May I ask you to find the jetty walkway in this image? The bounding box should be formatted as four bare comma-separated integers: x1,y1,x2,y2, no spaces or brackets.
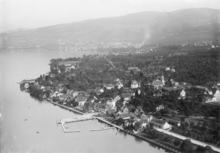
59,115,96,124
47,99,181,153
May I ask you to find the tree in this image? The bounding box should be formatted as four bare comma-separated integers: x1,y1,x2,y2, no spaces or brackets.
115,100,123,111
196,146,214,153
84,102,91,111
180,139,193,153
204,146,214,153
184,105,190,117
195,146,205,153
190,122,195,129
134,121,142,131
131,98,142,107
173,139,181,146
139,72,144,78
72,101,79,107
163,135,172,143
172,111,176,117
115,118,124,126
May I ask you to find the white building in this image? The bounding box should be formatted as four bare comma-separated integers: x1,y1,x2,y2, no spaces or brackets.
104,84,114,90
178,90,186,99
171,68,175,72
75,96,87,106
156,105,164,111
106,99,117,109
165,67,170,71
24,83,29,89
152,79,164,89
204,89,213,95
211,90,220,102
131,80,139,89
116,82,123,89
161,74,165,85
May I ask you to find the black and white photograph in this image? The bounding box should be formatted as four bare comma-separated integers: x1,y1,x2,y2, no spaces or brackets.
0,0,220,153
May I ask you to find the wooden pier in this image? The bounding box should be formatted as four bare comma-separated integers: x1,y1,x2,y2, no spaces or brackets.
60,122,81,133
90,127,115,132
47,98,181,152
59,116,95,124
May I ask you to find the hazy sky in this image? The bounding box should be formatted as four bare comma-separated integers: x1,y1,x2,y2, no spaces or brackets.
0,0,219,32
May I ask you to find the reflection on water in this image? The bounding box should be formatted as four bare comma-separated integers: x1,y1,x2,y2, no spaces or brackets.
29,94,44,103
123,131,127,138
134,137,144,143
0,50,165,153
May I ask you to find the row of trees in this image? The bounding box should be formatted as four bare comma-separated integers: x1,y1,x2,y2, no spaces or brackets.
146,129,215,153
171,120,220,147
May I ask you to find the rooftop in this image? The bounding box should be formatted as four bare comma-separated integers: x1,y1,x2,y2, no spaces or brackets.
150,118,166,126
162,86,182,91
58,61,81,66
104,84,114,88
152,80,163,86
128,67,140,71
121,93,132,98
75,96,88,102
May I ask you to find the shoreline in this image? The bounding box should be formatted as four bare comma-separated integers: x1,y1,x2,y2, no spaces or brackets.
47,99,84,115
46,98,181,153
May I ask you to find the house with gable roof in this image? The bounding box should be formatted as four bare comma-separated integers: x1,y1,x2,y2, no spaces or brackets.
178,89,186,99
106,97,118,109
152,79,164,89
104,84,114,90
58,60,81,68
121,93,132,101
116,81,123,89
75,95,88,106
165,67,170,71
128,67,140,74
150,118,171,130
207,89,220,103
131,80,140,89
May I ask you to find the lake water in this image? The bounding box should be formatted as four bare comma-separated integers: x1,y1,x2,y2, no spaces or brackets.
0,50,166,153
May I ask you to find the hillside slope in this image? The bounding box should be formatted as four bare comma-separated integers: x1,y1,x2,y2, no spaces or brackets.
1,8,220,48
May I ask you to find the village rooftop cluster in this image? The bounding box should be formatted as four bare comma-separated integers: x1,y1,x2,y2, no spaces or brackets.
20,45,220,153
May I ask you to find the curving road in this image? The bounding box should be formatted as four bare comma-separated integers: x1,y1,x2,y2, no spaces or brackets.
104,56,126,72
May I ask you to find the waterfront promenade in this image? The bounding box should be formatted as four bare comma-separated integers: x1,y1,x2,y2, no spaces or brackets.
47,99,84,115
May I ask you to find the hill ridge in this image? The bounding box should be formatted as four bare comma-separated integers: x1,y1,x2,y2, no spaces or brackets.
1,8,220,49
